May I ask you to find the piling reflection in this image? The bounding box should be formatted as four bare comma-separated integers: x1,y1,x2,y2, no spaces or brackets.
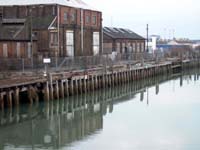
0,69,199,150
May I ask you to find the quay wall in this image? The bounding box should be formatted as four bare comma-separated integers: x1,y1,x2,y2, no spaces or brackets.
0,59,199,109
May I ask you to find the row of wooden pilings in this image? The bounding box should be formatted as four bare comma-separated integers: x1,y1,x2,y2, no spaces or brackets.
43,64,172,101
0,64,172,109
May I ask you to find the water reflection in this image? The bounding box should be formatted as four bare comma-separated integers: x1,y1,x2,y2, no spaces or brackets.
0,69,200,150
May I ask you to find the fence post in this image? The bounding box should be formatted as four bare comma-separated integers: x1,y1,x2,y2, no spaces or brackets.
22,58,25,73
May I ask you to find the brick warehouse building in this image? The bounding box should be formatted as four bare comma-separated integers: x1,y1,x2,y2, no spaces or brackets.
103,27,145,55
0,0,102,58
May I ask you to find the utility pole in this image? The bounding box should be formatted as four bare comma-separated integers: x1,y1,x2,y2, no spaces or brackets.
146,24,149,53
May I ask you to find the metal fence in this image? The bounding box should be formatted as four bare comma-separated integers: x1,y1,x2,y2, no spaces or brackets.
0,52,165,72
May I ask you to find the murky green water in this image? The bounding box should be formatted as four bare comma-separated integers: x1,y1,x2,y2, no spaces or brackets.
0,69,200,150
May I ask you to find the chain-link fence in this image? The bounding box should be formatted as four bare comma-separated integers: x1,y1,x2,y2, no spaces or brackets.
0,52,169,72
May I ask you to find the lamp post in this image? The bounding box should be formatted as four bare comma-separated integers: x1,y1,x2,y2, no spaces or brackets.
146,24,149,53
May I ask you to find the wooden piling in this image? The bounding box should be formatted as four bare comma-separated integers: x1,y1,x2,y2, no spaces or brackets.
83,78,87,93
75,79,78,94
14,88,19,105
87,77,91,92
102,74,105,88
95,75,98,90
79,79,83,94
70,79,74,96
109,74,111,87
28,86,33,105
91,76,95,91
60,80,64,98
116,73,118,85
65,79,69,97
112,73,115,86
6,90,12,108
0,93,4,110
44,82,50,101
55,80,59,99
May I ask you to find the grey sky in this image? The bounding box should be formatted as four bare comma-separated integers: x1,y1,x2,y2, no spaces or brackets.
84,0,200,39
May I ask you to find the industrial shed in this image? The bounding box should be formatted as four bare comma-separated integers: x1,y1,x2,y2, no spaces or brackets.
103,27,145,55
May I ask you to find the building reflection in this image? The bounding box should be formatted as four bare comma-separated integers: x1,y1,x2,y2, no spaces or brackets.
0,69,199,150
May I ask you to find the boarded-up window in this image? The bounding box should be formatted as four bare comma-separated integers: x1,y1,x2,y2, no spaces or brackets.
116,43,120,53
50,31,58,47
28,42,31,58
66,30,74,57
103,43,112,54
93,32,100,55
16,42,21,58
3,44,8,58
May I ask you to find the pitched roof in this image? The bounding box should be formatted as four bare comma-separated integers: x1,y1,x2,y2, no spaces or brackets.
0,0,98,11
103,27,145,40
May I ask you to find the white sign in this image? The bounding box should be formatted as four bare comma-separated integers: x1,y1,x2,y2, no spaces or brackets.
43,58,51,63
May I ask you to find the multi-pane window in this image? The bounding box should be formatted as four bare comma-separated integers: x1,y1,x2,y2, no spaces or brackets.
93,32,100,55
64,12,68,23
86,15,90,24
66,30,74,57
92,16,96,25
71,12,76,22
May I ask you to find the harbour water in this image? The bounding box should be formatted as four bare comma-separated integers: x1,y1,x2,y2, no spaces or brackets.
0,69,200,150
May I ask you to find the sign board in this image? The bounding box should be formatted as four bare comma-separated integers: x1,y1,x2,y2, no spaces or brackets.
43,58,51,63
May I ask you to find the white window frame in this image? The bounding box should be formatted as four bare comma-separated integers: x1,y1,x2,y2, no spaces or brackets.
16,42,21,58
66,30,74,57
93,32,100,56
3,43,8,58
28,42,31,58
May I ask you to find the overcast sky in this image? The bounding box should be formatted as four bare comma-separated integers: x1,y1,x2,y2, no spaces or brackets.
84,0,200,39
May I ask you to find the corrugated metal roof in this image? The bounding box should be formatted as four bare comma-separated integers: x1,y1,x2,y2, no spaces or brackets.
103,27,145,40
0,0,99,11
